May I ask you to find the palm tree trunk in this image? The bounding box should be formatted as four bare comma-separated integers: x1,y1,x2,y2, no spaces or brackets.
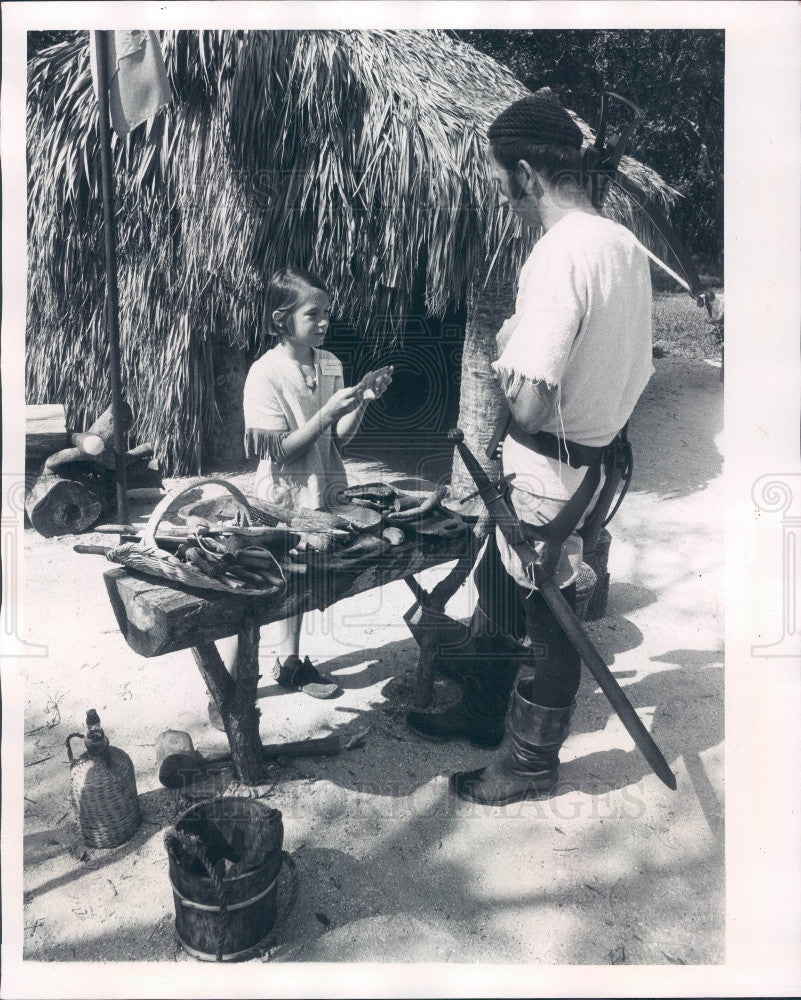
206,340,249,471
450,273,516,496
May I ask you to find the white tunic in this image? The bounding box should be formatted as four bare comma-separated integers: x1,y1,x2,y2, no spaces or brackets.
491,211,653,588
243,346,348,510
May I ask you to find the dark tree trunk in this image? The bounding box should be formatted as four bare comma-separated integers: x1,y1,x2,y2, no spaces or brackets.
207,342,250,470
450,274,516,496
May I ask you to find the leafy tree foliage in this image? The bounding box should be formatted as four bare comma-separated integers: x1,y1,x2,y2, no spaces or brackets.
27,31,70,60
455,30,723,274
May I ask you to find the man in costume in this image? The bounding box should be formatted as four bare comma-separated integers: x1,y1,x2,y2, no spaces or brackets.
407,91,654,805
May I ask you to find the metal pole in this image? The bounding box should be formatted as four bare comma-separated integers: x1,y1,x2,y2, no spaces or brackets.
94,31,129,524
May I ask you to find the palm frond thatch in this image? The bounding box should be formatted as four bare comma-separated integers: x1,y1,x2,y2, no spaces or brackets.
27,30,675,474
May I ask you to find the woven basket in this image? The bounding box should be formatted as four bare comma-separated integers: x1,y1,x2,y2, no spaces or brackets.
66,736,141,849
105,478,286,598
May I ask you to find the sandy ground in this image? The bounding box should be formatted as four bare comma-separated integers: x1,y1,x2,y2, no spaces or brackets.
21,356,723,964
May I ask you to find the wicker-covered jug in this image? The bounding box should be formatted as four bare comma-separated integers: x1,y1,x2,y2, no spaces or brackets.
66,709,141,848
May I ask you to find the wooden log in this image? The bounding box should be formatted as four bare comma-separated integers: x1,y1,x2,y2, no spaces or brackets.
126,487,165,502
45,443,154,475
45,447,103,476
31,460,162,530
26,403,67,432
25,432,71,475
103,537,468,658
122,458,162,491
125,442,155,462
25,474,103,537
101,452,162,512
72,402,133,463
159,734,343,787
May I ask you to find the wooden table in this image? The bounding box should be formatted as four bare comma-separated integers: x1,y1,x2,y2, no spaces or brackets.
104,532,477,785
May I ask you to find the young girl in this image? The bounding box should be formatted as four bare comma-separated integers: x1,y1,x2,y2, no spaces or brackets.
231,267,392,703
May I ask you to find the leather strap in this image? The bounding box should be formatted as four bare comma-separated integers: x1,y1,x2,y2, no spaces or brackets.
508,422,606,469
514,461,602,579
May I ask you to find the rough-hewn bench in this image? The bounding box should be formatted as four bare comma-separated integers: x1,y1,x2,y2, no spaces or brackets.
104,532,476,785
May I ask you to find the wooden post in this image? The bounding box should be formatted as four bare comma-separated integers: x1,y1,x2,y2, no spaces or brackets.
94,31,129,524
192,621,265,786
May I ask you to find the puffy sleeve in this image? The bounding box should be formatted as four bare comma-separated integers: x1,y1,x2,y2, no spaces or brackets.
492,240,586,394
243,362,289,433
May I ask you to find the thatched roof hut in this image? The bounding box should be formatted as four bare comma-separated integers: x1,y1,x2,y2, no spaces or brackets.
27,30,674,474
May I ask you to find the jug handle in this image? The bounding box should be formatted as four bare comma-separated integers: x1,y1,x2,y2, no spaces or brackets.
65,733,85,763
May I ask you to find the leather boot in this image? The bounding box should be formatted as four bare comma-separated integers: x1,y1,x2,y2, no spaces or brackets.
406,640,519,749
450,676,575,805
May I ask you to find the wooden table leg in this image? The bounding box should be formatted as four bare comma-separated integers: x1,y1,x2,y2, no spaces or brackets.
406,607,470,709
404,533,478,708
192,617,265,786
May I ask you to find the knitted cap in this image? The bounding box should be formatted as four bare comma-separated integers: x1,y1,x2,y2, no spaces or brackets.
488,90,584,151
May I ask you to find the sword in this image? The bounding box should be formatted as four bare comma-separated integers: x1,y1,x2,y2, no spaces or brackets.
447,428,677,791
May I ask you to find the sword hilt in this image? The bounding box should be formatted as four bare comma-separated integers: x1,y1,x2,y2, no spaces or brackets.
448,428,496,500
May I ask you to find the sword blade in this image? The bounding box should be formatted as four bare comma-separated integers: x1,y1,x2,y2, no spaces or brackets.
535,573,677,790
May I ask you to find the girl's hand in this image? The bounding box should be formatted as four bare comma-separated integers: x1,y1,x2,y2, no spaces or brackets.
357,365,394,402
322,387,362,421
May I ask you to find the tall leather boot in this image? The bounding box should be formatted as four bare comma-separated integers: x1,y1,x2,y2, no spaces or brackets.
450,676,575,804
406,637,520,749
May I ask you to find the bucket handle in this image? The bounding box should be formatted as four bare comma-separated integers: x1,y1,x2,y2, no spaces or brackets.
165,827,299,963
165,826,228,962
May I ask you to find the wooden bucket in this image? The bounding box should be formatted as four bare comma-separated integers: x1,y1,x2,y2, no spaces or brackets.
166,797,287,961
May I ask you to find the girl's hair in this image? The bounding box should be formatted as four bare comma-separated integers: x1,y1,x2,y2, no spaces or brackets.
263,266,329,341
488,91,585,189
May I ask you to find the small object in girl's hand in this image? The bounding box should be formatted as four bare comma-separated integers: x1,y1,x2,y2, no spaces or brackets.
356,364,393,401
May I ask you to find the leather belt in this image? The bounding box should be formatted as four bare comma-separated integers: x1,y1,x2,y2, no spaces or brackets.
508,422,606,469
